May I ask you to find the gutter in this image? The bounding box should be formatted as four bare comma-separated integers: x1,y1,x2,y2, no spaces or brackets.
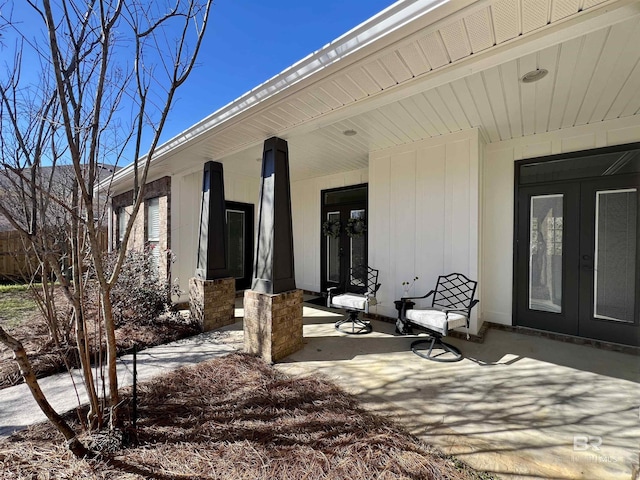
103,0,461,190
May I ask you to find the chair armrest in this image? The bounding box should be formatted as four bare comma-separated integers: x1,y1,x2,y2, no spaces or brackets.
401,289,435,301
399,290,434,318
442,308,471,317
442,299,479,328
327,286,339,306
441,300,478,316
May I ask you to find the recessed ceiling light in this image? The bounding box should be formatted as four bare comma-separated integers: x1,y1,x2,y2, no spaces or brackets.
343,129,357,136
520,69,548,84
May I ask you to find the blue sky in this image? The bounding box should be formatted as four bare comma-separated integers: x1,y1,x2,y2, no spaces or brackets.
0,0,395,160
162,0,395,142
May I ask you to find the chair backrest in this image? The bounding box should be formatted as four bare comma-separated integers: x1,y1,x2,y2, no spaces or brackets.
431,273,477,312
347,265,380,296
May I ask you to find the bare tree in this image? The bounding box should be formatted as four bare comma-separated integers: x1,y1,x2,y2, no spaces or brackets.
0,0,212,451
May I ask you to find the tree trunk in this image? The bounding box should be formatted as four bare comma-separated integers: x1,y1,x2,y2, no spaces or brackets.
0,326,90,458
100,285,120,428
40,270,61,347
70,204,101,429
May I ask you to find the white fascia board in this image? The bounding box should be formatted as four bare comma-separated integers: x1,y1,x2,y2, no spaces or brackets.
104,0,475,190
266,0,640,141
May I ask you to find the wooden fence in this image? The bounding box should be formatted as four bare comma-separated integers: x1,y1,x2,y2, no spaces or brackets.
0,228,109,281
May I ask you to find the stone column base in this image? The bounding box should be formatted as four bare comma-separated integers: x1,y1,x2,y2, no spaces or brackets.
243,289,303,363
189,277,236,332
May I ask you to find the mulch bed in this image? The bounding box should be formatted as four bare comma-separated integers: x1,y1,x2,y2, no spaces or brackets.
0,353,493,479
0,304,200,390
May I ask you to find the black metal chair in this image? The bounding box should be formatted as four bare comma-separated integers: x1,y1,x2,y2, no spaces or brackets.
327,266,380,334
398,272,478,361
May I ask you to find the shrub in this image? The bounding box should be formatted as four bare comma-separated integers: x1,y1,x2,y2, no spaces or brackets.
101,248,180,326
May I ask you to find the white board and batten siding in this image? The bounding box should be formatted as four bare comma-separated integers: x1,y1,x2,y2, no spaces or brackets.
369,129,483,335
171,168,260,302
482,115,640,328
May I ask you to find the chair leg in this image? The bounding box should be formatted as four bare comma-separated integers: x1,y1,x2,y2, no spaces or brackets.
410,334,462,362
335,310,372,335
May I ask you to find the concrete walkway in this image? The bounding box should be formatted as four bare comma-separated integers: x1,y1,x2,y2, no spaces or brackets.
0,328,243,438
1,301,638,480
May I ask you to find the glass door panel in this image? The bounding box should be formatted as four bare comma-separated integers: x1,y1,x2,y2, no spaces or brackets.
593,189,637,323
349,209,366,288
326,211,341,284
529,195,563,313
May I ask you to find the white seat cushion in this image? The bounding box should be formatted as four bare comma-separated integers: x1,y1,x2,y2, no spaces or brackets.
331,293,376,310
405,307,467,334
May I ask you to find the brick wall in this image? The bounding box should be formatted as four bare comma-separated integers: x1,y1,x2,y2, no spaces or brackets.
112,176,171,279
243,289,303,363
189,277,235,331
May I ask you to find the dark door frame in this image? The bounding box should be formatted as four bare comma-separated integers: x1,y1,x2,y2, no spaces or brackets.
515,182,581,335
226,201,254,291
320,183,368,293
513,142,640,345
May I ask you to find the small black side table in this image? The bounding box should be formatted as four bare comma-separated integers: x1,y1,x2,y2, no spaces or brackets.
394,299,415,334
394,299,414,315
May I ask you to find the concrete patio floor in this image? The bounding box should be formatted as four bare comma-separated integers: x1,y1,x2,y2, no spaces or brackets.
1,299,637,479
221,301,640,480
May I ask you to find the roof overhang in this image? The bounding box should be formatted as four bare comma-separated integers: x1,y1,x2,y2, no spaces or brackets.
106,0,640,193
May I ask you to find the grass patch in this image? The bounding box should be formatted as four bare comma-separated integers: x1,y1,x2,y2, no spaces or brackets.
0,289,37,329
0,283,34,294
1,353,494,479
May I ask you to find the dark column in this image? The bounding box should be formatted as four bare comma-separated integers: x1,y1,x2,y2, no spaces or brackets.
191,161,235,332
195,161,228,280
252,137,296,294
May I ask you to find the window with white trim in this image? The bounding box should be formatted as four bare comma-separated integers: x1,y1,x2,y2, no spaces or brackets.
117,208,128,247
147,197,160,272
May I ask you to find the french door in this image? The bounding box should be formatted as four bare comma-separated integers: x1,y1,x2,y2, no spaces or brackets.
515,147,640,347
578,177,638,343
320,185,368,293
516,183,580,336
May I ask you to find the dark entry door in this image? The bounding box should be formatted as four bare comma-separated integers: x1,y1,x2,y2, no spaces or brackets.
226,201,254,291
320,185,368,293
578,176,639,344
515,146,640,346
516,183,581,336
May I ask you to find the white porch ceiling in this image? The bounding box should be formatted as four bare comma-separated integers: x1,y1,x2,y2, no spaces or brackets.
148,0,640,183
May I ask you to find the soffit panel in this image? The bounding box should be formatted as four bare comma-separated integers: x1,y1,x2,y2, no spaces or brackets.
156,1,638,184
551,0,581,22
396,42,432,75
439,19,472,61
379,52,414,84
522,0,550,34
464,8,495,52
